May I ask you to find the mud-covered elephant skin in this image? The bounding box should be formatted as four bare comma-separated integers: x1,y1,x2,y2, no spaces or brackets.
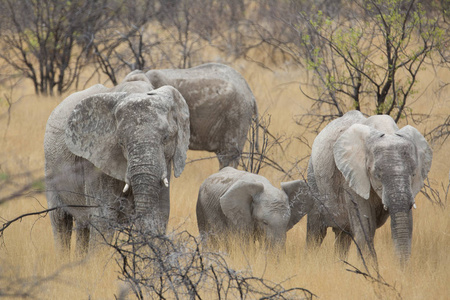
307,110,432,264
146,63,258,169
196,167,311,250
44,72,190,256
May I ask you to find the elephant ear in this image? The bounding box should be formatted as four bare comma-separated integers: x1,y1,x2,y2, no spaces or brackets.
333,124,372,199
281,180,313,231
220,180,264,229
65,92,128,181
152,85,190,178
396,125,433,196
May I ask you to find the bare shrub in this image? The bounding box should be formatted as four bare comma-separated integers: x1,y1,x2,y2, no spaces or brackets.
105,223,316,300
0,0,112,95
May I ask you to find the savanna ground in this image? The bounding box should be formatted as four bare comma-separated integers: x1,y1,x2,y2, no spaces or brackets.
0,54,449,299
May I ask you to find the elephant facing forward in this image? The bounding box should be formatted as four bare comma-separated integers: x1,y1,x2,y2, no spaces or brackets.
44,71,190,256
146,63,258,169
306,110,432,264
196,167,312,251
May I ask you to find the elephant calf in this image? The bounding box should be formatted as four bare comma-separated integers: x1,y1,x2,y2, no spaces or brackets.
196,167,312,250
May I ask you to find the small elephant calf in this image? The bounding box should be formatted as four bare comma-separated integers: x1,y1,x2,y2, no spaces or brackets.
196,167,312,250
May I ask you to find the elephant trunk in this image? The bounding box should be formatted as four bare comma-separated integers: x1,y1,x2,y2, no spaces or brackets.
390,208,413,265
127,142,167,232
264,229,287,252
385,178,413,265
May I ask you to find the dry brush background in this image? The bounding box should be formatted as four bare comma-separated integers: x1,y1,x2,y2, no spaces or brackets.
0,42,449,300
0,1,450,299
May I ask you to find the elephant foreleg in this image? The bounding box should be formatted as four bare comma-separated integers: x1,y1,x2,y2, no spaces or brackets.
158,183,170,232
306,210,327,250
50,207,73,257
75,222,90,258
217,146,241,169
333,228,352,260
346,191,377,260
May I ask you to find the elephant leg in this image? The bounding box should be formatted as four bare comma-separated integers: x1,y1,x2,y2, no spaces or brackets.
75,222,90,258
306,210,327,250
217,146,241,169
49,206,73,257
333,228,352,260
157,166,171,232
305,160,328,249
85,173,120,252
158,184,170,232
345,192,377,260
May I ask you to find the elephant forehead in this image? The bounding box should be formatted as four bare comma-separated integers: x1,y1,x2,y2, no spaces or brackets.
372,136,417,168
364,115,399,133
258,186,289,207
371,134,415,153
116,95,168,115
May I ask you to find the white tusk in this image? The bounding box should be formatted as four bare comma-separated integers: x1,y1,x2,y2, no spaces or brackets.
163,178,169,187
413,203,417,209
383,205,388,211
123,183,129,193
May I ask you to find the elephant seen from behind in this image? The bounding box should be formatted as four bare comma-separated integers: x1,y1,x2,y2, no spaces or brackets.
44,71,190,257
196,167,312,251
146,63,259,169
306,110,432,264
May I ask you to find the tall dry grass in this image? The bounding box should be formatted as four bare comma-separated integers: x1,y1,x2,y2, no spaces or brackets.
0,59,449,299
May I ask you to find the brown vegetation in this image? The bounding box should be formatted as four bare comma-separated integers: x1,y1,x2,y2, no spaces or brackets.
0,0,449,298
0,56,449,298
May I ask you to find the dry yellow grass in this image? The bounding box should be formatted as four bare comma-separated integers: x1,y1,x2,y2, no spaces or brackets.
0,59,449,299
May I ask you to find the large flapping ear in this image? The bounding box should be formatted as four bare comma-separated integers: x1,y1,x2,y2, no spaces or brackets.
220,180,264,228
152,85,190,178
281,179,313,231
333,124,372,199
396,125,433,196
65,92,129,181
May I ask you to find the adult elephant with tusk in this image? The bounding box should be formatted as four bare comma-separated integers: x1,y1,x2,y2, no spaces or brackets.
146,63,259,169
44,71,190,257
306,110,432,265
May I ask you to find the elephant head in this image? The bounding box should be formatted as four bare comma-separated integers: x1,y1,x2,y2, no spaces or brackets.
333,118,432,263
64,85,190,231
219,179,308,249
113,70,154,93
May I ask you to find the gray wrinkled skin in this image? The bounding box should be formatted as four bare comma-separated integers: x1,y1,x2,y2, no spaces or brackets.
196,167,311,251
306,110,432,264
44,71,190,257
146,63,258,169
